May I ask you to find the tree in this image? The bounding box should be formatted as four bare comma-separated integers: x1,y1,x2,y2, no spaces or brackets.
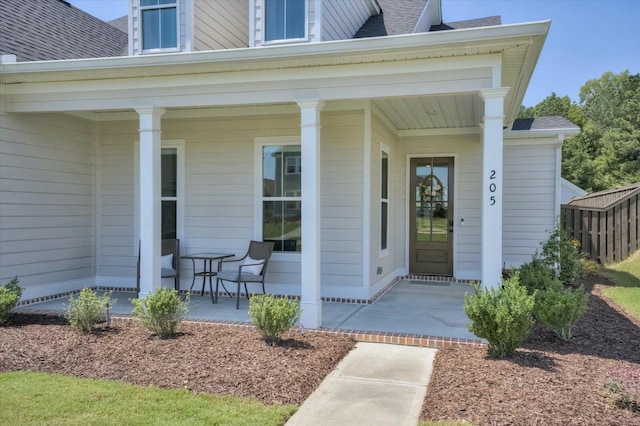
520,71,640,192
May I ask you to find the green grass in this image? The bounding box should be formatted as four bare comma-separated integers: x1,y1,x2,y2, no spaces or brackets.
600,250,640,321
0,371,296,426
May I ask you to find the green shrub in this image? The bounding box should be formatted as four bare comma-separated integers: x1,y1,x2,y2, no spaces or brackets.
579,257,601,277
535,281,588,340
518,257,557,296
0,277,22,325
249,294,301,345
464,273,536,358
65,288,116,332
131,288,188,338
538,225,582,283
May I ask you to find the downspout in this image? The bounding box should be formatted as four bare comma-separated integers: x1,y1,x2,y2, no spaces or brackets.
554,134,564,221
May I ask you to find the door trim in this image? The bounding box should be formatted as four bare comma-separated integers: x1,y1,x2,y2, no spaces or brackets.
405,153,458,276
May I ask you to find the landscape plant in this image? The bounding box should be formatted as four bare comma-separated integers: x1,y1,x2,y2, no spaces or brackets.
131,288,188,338
535,280,589,340
0,277,22,325
65,288,116,332
464,273,536,358
537,224,582,283
517,257,557,296
248,294,301,345
599,368,640,413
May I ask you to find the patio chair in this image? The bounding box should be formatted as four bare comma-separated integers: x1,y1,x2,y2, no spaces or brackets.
213,240,275,309
136,239,180,295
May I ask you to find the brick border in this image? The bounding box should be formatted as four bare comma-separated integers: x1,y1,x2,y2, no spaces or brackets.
16,308,484,349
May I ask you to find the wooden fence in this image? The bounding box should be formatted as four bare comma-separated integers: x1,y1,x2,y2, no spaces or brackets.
560,188,639,264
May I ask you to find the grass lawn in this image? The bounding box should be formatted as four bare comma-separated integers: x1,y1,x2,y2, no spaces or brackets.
0,371,296,426
599,250,640,320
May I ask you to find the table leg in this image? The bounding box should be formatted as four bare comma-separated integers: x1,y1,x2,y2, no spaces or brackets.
188,258,197,294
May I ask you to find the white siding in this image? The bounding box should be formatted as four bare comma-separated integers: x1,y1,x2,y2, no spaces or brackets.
503,141,558,268
96,110,365,296
322,0,372,41
0,112,95,291
400,134,482,280
369,113,401,291
193,0,249,51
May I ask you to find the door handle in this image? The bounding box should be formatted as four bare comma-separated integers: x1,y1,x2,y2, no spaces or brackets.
449,220,454,233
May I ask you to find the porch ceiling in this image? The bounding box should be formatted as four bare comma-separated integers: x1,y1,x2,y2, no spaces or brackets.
373,93,483,130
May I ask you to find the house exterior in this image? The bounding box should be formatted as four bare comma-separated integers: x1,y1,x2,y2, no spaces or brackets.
0,0,579,328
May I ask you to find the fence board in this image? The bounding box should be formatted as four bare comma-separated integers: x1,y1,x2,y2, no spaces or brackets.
561,190,638,264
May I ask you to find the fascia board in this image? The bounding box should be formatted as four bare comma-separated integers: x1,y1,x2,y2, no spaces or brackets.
1,20,550,82
505,127,580,140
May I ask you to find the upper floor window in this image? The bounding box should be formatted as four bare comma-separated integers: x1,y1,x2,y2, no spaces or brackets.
141,0,178,51
265,0,306,42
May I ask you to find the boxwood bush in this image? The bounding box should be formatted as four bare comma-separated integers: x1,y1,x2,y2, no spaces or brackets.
65,288,116,332
0,277,22,325
249,294,301,345
464,273,536,358
535,281,589,340
132,288,188,338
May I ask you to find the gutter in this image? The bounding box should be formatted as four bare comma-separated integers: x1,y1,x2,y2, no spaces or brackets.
1,20,550,82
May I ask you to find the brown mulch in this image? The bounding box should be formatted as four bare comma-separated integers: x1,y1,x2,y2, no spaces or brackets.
0,317,354,405
422,275,640,425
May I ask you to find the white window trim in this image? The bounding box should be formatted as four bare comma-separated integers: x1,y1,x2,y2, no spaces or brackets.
139,0,180,54
380,145,390,258
254,136,301,260
261,0,310,45
285,155,302,175
134,139,185,254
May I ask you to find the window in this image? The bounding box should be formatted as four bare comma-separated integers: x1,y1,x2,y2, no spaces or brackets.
265,0,306,42
260,143,301,252
381,150,389,251
140,0,177,51
285,156,301,174
134,140,184,251
161,148,177,239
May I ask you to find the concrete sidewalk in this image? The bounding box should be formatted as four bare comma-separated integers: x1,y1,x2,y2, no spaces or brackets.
286,342,437,426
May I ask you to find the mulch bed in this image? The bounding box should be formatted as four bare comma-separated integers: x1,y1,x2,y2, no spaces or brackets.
421,275,640,425
0,316,355,405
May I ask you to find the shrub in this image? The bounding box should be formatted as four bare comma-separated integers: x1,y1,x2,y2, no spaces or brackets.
600,368,640,413
464,273,536,358
578,257,601,277
538,225,582,283
131,288,188,338
65,288,116,332
249,294,301,345
518,257,557,296
535,281,589,340
0,277,22,325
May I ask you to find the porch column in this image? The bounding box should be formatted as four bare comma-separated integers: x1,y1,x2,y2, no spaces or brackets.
135,106,166,297
479,88,509,289
297,99,324,329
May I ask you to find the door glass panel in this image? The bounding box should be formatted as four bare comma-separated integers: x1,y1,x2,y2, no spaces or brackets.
415,160,449,242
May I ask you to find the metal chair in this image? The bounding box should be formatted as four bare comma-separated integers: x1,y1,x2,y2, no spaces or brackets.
214,240,275,309
136,239,180,295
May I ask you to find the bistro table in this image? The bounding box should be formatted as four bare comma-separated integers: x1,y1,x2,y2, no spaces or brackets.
181,252,234,298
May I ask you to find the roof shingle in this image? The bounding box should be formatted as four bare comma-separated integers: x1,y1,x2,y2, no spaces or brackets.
0,0,127,62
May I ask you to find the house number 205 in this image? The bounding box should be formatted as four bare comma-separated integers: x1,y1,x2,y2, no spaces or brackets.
489,169,497,205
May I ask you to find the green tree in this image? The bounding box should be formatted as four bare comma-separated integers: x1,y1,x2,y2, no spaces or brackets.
521,71,640,192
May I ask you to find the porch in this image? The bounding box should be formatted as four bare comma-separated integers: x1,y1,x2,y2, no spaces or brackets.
16,280,480,344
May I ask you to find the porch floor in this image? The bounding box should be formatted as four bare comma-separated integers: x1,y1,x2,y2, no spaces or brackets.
17,280,479,342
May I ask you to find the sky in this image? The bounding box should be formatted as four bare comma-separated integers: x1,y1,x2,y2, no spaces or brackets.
68,0,640,107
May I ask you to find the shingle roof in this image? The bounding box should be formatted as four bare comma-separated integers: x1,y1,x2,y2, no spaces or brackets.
354,0,428,38
511,116,580,131
354,1,501,39
0,0,127,62
108,16,129,34
430,16,501,31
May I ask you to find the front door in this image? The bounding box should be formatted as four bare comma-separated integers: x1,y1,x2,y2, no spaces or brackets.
409,157,454,275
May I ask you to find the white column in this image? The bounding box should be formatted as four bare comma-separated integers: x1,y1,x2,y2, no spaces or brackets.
297,99,324,329
135,106,166,298
479,88,509,289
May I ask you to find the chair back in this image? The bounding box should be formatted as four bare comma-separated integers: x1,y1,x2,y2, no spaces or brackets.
161,239,180,268
247,240,275,276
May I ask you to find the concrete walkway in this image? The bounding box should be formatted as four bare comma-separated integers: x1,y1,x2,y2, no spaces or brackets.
286,342,437,426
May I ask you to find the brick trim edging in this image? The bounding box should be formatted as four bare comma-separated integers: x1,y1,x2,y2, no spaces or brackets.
16,308,485,350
